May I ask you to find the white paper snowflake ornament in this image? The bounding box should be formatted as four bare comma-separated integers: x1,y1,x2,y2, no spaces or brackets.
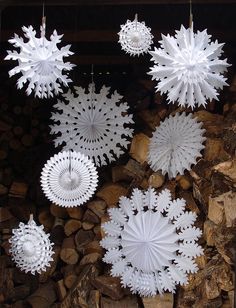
118,14,153,56
148,112,206,179
50,83,134,166
148,24,230,108
5,17,75,99
9,215,54,275
41,150,98,207
100,188,203,296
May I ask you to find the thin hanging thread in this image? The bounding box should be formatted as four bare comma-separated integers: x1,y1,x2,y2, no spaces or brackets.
90,64,95,110
135,13,138,29
41,2,46,42
189,0,193,28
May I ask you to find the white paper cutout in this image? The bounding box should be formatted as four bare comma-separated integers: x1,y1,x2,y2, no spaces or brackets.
100,188,203,296
9,216,54,275
50,83,134,166
41,150,98,207
148,112,206,178
118,15,153,56
149,24,230,108
5,22,74,98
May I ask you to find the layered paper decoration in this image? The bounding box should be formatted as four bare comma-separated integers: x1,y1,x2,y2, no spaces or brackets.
148,112,206,178
41,151,98,207
5,22,74,98
118,15,153,56
100,188,203,296
50,83,134,166
9,216,54,275
149,24,230,108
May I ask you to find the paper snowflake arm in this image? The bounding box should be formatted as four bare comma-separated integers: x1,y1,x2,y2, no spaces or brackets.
118,15,153,56
5,24,75,99
9,216,54,275
50,84,134,166
100,188,203,296
149,24,230,108
148,112,206,178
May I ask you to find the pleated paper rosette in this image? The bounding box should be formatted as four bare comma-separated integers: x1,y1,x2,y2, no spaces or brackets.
100,187,203,296
9,215,54,275
41,151,98,207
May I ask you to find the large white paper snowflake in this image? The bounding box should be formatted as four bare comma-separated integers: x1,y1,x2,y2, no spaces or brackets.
149,24,230,108
148,112,206,178
5,24,74,98
41,151,98,207
50,83,134,166
100,188,203,296
9,216,54,275
118,15,153,56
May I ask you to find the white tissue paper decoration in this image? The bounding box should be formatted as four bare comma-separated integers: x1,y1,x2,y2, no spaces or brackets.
100,187,203,296
148,112,206,178
50,83,134,166
9,216,54,275
5,22,74,98
118,15,153,56
41,150,98,207
149,24,230,108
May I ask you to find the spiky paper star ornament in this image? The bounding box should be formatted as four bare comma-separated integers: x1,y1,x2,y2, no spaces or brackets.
148,113,206,179
5,20,74,98
9,215,54,275
41,151,98,207
50,83,134,166
100,188,203,296
149,24,230,108
118,14,153,56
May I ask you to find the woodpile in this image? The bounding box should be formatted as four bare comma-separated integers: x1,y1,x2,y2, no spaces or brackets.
0,86,235,307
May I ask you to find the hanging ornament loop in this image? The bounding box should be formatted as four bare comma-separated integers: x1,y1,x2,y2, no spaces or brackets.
189,0,193,28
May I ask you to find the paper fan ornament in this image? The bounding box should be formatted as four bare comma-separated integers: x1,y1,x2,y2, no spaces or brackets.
100,187,203,296
118,14,153,56
5,18,74,98
148,112,206,179
9,215,54,275
50,83,134,166
149,24,230,108
41,150,98,207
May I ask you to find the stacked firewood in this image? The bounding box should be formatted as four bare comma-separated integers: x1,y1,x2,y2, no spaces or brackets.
0,83,235,307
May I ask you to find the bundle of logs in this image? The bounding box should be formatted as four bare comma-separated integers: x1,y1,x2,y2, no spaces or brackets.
0,81,235,308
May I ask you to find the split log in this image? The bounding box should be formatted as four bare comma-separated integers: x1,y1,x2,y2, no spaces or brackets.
88,290,100,308
50,217,65,246
64,219,82,236
62,265,77,289
112,165,132,183
60,236,79,265
56,279,67,301
129,133,150,164
75,229,94,253
148,171,165,188
142,293,174,308
9,182,28,198
87,200,106,219
82,221,94,230
101,296,139,308
96,183,128,207
25,280,57,308
38,208,54,232
92,276,125,300
60,265,98,308
50,203,68,219
66,207,83,220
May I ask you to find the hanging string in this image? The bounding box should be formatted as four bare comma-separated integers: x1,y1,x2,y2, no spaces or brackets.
41,2,46,41
90,64,95,110
135,13,138,30
189,0,193,28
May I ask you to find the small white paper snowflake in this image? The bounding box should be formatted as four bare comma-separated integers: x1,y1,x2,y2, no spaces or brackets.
5,23,75,98
41,151,98,207
50,83,134,166
118,15,153,56
100,188,203,296
149,24,230,108
148,112,206,178
9,216,54,275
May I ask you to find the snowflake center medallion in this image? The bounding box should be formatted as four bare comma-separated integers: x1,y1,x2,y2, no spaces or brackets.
59,170,81,191
35,59,54,76
22,240,35,257
121,211,177,273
